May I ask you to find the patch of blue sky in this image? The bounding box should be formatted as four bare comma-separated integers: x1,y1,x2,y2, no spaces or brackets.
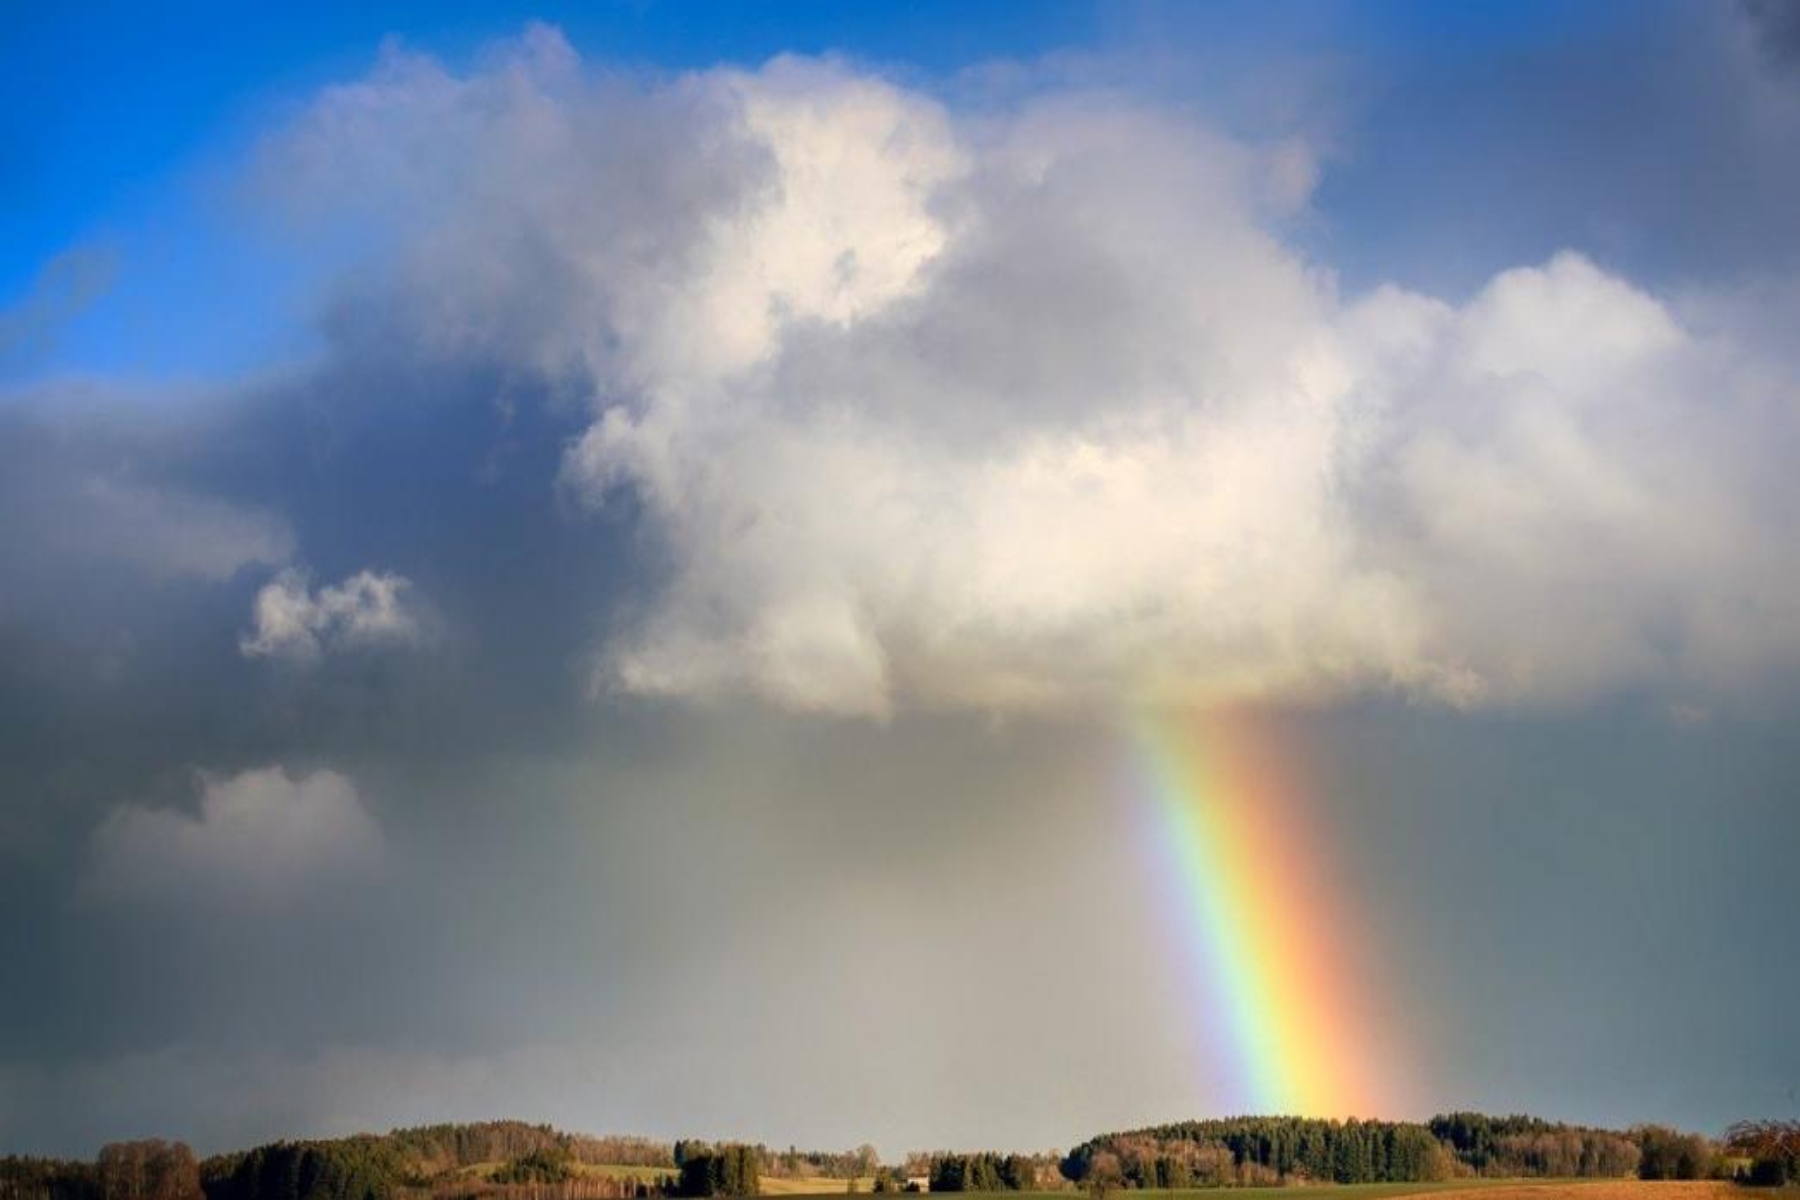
0,0,1680,384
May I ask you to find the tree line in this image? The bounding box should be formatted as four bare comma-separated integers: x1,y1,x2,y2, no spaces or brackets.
921,1155,1036,1193
670,1145,759,1198
4,1142,203,1200
1724,1120,1800,1187
761,1147,877,1186
381,1127,675,1177
1063,1118,1449,1188
1062,1111,1758,1189
1428,1112,1642,1178
202,1138,414,1200
8,1112,1798,1200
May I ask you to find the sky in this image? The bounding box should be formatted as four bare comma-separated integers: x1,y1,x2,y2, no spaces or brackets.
3,0,1800,1161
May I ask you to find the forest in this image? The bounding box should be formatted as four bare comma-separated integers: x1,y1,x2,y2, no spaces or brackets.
3,1114,1797,1200
1060,1113,1690,1187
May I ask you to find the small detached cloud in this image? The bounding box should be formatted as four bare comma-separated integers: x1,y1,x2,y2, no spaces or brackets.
241,568,430,663
83,766,382,906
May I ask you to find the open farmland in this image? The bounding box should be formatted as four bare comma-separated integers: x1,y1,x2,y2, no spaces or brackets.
755,1178,872,1195
935,1184,1754,1200
1353,1180,1749,1200
757,1179,875,1196
432,1184,1756,1200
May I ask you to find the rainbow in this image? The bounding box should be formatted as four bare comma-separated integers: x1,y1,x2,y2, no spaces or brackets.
1133,709,1384,1118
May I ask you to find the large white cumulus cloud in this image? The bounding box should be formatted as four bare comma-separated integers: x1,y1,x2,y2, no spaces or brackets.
265,26,1800,717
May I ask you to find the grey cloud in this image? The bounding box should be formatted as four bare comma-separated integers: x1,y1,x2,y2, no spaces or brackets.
82,766,382,907
249,24,776,392
0,405,293,585
0,1041,599,1158
1304,0,1800,297
73,476,294,583
1740,0,1800,68
241,569,430,662
7,703,1798,1158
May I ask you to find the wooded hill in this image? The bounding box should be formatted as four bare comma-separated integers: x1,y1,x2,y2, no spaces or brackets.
5,1112,1792,1200
1061,1113,1654,1187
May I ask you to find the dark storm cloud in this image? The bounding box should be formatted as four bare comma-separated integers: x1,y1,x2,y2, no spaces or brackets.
0,314,648,1120
1281,698,1800,1124
0,37,773,1131
1741,0,1800,68
0,338,614,824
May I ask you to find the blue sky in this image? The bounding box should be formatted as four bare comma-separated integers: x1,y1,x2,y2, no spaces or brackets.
3,0,1648,380
12,1,1094,379
4,0,1800,1161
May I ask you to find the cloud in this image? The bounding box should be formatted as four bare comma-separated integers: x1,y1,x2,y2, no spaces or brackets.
1741,0,1800,70
0,244,119,367
0,397,296,592
77,476,295,583
83,766,382,905
239,30,1800,718
0,1039,601,1158
240,568,429,662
